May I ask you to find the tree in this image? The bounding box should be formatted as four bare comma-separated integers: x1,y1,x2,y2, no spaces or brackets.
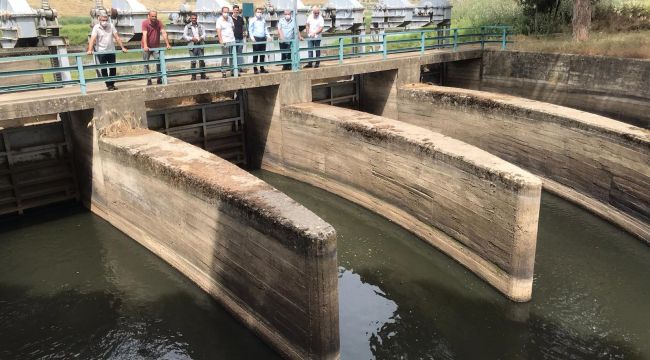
572,0,592,41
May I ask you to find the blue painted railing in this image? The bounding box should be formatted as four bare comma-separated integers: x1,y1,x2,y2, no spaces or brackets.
0,26,512,95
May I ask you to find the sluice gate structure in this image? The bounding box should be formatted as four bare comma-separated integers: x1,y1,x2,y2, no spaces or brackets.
1,33,648,359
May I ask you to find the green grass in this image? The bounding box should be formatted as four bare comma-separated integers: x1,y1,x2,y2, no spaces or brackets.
511,30,650,58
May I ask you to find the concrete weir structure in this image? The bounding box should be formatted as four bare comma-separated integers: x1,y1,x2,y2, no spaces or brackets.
397,84,650,243
64,117,340,359
248,102,543,301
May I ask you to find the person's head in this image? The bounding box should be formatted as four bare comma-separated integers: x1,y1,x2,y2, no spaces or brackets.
255,7,263,18
311,6,320,17
99,15,109,27
222,6,229,18
232,5,240,16
189,13,197,24
284,10,292,20
148,10,158,23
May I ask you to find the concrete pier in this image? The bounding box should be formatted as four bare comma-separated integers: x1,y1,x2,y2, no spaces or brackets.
73,120,339,359
397,84,650,243
249,102,542,302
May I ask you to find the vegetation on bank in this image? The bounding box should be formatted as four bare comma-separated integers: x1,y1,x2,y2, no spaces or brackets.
55,0,650,58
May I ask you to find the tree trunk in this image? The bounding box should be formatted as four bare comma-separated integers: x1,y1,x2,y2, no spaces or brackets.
572,0,592,41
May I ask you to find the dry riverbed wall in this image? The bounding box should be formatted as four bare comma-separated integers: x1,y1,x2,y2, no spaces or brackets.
398,84,650,244
254,102,542,302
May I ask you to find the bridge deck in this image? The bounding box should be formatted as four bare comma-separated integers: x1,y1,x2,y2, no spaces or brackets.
0,47,483,124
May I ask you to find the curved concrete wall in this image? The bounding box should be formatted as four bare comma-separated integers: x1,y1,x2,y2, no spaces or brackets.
478,50,650,128
266,103,542,302
398,84,650,244
90,129,339,360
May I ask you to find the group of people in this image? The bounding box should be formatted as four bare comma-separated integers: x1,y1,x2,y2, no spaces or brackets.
86,7,325,90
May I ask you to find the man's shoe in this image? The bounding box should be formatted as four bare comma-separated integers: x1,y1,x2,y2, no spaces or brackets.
222,72,227,78
260,68,269,74
314,63,320,68
304,63,313,68
191,76,197,81
107,85,117,91
156,79,163,85
253,68,259,74
147,79,153,86
201,75,209,80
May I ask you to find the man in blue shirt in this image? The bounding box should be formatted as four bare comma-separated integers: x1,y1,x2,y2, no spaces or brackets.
278,10,301,71
248,7,272,74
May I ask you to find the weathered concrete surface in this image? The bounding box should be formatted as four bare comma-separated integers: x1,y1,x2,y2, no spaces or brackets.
257,102,542,302
478,50,650,128
398,84,650,243
359,63,420,118
63,107,340,359
0,48,482,122
94,129,339,360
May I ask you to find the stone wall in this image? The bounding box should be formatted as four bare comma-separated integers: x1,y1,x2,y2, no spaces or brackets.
477,50,650,128
257,102,542,302
397,84,650,243
66,113,340,359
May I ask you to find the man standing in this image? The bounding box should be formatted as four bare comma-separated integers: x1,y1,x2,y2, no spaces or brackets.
87,14,127,91
141,10,171,85
304,6,324,68
231,5,245,72
87,15,128,91
183,13,208,80
216,6,236,78
278,10,301,71
248,8,272,74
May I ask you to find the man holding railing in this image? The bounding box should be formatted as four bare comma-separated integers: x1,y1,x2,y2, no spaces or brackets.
141,10,171,85
87,14,127,91
248,8,272,74
231,5,246,73
278,10,301,71
304,6,324,68
183,13,208,81
217,6,236,78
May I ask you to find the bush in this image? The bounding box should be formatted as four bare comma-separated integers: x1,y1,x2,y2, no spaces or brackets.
593,1,650,31
451,0,527,31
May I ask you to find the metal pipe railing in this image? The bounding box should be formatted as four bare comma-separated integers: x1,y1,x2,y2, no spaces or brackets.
0,26,513,95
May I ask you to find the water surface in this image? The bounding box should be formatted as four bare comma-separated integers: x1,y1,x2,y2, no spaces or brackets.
1,171,649,359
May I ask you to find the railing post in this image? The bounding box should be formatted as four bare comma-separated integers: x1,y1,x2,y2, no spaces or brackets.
159,49,168,85
382,33,387,59
292,38,300,71
75,54,86,95
338,37,344,64
232,44,239,77
501,27,508,50
480,26,485,50
420,31,425,54
453,28,458,51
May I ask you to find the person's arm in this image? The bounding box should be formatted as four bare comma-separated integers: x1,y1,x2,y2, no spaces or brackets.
87,28,97,54
182,24,192,42
278,21,285,41
316,17,324,35
305,20,311,37
199,24,206,41
113,30,127,52
161,26,171,49
217,20,224,44
141,21,149,51
248,19,255,41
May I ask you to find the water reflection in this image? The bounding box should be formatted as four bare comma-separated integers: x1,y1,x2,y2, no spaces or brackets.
255,170,650,360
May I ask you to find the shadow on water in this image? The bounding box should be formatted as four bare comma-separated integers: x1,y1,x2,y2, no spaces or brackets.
254,170,650,360
0,203,280,360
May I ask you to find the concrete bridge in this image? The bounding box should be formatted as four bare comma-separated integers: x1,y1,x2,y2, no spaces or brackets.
1,48,648,360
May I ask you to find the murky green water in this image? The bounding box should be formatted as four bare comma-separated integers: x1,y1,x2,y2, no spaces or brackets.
1,171,649,359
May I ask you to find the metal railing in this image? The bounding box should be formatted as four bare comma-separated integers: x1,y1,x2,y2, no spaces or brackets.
0,26,512,95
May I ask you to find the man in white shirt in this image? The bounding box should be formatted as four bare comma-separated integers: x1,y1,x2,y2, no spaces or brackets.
217,6,236,77
183,13,208,80
87,14,127,91
304,6,324,68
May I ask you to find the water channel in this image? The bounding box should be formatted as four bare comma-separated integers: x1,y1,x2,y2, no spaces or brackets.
1,170,648,359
